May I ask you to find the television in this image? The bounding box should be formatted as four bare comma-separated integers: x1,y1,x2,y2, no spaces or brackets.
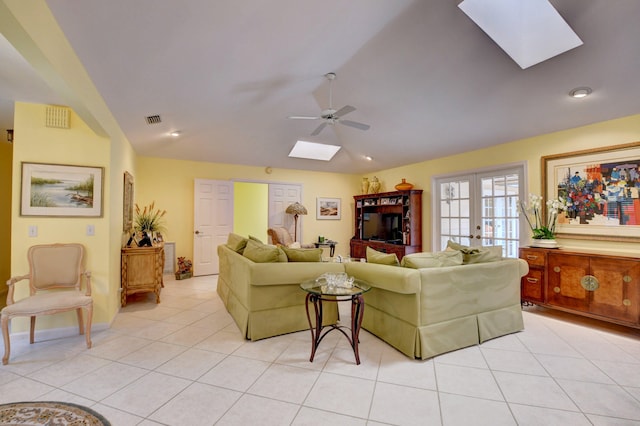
362,212,403,243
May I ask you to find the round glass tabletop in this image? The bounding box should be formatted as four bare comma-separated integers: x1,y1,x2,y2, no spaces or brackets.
300,278,371,296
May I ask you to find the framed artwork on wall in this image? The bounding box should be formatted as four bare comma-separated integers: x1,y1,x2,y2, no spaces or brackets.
123,171,134,231
317,197,341,220
542,141,640,241
20,162,104,217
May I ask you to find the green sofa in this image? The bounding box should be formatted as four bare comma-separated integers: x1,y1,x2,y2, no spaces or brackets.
217,244,343,340
345,258,529,359
218,241,528,360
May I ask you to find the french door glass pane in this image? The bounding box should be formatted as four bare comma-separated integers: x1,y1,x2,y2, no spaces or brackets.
435,168,523,258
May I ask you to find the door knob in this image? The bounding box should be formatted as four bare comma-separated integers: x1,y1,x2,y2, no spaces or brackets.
195,230,200,235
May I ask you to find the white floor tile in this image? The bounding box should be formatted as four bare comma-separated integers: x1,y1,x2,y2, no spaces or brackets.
369,381,440,425
61,362,148,401
509,403,591,426
435,363,504,401
304,372,375,418
101,371,191,417
148,382,241,425
292,407,367,425
493,371,578,411
557,379,640,420
248,363,320,404
217,393,299,426
155,347,226,380
197,355,270,391
440,393,516,426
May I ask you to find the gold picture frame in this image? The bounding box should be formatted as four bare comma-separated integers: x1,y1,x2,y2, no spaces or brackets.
542,141,640,241
123,171,134,231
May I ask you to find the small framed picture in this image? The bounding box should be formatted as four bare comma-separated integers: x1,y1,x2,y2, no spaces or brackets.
317,197,341,220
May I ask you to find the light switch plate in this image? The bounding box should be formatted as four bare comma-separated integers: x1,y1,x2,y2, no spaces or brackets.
86,224,95,236
28,225,37,237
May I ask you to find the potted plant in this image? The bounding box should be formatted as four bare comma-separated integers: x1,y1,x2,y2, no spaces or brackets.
175,257,193,280
520,193,568,247
133,201,166,246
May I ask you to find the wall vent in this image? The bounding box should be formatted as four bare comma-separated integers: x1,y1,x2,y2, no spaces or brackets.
145,115,162,125
45,106,70,129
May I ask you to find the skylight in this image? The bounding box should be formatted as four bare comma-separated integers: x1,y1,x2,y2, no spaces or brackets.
458,0,583,69
288,141,341,161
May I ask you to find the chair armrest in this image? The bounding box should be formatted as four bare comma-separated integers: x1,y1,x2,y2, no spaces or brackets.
5,274,30,305
83,271,92,296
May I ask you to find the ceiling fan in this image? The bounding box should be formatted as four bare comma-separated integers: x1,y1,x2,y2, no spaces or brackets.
288,72,370,136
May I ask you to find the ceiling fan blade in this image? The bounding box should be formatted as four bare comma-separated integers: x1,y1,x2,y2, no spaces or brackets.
288,115,320,120
333,105,356,118
340,119,370,131
311,122,328,136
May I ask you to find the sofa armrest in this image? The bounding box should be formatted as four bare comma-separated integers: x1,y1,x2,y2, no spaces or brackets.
345,262,420,294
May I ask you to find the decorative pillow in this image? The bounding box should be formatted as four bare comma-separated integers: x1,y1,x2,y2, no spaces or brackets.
281,246,322,262
401,251,463,269
226,233,248,253
288,241,301,249
277,247,288,262
366,246,400,266
242,239,281,263
248,235,263,243
446,240,503,264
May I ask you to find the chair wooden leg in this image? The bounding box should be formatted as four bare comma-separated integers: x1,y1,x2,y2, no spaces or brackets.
76,308,85,335
84,304,93,349
1,315,9,365
29,316,36,344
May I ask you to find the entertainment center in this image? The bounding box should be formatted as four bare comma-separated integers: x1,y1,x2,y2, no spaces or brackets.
350,189,422,260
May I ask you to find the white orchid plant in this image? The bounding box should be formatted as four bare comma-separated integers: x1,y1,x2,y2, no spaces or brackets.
520,194,569,239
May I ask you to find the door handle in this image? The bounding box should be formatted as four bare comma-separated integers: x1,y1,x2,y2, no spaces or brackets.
194,230,200,235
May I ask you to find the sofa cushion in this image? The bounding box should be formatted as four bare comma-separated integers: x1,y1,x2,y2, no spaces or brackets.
226,233,248,253
248,235,263,243
401,251,463,269
366,246,399,266
281,246,323,262
243,239,282,263
446,240,503,264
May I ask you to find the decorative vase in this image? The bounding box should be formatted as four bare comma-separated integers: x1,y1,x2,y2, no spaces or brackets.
369,176,381,194
361,177,369,195
530,239,559,248
395,178,414,191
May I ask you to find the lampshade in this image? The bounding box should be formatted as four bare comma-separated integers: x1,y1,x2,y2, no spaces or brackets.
286,202,307,216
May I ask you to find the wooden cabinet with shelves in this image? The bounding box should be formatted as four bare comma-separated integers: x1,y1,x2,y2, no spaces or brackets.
121,244,165,307
519,247,640,328
351,190,422,261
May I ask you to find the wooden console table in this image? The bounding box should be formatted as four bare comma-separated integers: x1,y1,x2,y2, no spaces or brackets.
121,244,165,306
519,247,639,328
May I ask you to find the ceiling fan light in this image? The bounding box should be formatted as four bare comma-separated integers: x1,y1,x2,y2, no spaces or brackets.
170,130,181,137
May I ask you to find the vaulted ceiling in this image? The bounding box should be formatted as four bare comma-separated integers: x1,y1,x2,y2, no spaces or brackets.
1,0,639,173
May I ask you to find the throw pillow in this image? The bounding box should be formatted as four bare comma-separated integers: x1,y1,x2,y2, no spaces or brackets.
281,246,323,262
288,241,301,249
445,240,502,264
242,239,281,263
248,235,263,244
401,251,463,269
366,246,400,266
226,233,248,253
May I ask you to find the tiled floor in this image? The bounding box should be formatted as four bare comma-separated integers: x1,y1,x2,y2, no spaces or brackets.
1,275,640,425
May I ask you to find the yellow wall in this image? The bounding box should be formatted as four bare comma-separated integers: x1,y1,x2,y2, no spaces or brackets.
234,182,268,241
10,102,112,331
0,138,12,309
371,113,640,254
136,157,360,260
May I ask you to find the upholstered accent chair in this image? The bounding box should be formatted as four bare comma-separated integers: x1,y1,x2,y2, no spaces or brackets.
267,227,314,248
1,243,93,365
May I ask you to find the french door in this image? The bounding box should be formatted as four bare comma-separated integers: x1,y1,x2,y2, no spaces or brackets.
433,164,526,258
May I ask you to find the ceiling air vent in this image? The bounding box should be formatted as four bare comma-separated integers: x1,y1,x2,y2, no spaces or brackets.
45,106,70,129
145,115,162,125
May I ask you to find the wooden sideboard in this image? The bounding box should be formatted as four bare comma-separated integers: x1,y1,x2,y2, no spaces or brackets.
121,244,165,306
519,247,640,328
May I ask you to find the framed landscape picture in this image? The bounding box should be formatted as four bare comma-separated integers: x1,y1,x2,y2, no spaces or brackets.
21,162,104,217
542,141,640,241
123,171,134,231
317,197,341,220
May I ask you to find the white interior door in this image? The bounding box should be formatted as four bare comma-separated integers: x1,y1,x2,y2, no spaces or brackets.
268,184,302,241
193,179,233,275
433,165,525,257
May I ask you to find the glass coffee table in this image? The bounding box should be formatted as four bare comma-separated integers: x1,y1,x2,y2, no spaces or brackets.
300,278,371,365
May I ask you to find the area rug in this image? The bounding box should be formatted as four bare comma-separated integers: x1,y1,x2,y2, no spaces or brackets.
0,401,110,425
